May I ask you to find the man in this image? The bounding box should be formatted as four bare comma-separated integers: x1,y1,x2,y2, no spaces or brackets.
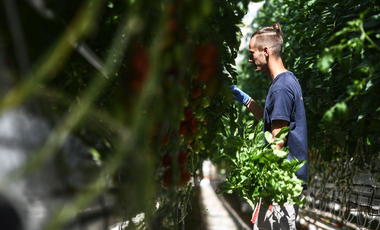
230,23,307,230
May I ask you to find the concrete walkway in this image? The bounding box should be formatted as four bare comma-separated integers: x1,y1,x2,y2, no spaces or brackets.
200,159,241,230
200,178,239,230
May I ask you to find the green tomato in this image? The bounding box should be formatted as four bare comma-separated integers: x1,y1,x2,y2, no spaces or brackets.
201,96,211,108
199,141,205,150
195,129,203,138
195,106,204,119
191,143,200,154
182,97,189,107
201,126,208,135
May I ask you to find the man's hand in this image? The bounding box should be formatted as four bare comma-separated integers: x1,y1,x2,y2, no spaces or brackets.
230,85,251,106
230,85,264,120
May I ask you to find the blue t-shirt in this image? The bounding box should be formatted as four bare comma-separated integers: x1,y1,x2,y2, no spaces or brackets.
263,71,308,185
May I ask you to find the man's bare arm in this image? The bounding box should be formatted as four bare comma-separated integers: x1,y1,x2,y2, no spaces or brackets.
271,119,289,150
246,98,264,121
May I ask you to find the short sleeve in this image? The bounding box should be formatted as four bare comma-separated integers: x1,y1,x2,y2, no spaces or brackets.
269,89,294,122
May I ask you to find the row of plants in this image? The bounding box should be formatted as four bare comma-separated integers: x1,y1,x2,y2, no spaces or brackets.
3,0,379,228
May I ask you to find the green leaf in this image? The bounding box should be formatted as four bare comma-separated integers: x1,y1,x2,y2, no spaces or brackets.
88,147,101,163
264,131,272,143
252,148,265,161
243,197,256,210
273,149,288,158
322,109,334,124
222,153,235,163
240,174,247,182
274,138,285,144
292,160,306,173
275,126,290,139
336,102,348,120
263,151,278,161
281,160,292,169
240,152,249,161
255,132,264,143
217,182,233,194
367,137,371,146
318,53,334,73
107,2,114,8
298,196,306,207
333,130,346,148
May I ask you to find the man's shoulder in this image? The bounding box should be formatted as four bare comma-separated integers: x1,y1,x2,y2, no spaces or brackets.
271,72,292,88
273,71,301,90
276,71,298,83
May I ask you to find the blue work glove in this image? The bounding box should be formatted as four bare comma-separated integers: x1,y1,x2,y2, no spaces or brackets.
229,85,251,106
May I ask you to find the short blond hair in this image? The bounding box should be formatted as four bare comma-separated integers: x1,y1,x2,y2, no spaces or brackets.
251,22,283,57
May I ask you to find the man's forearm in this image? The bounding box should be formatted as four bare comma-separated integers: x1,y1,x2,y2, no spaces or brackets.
271,120,289,150
246,98,264,120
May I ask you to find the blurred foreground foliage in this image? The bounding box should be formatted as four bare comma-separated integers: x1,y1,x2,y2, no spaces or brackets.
0,0,253,229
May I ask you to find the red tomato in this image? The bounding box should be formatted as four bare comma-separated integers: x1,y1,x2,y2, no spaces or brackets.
177,168,191,188
184,107,192,121
192,88,202,99
179,121,188,137
162,153,172,167
131,44,149,91
163,169,173,188
162,133,169,146
189,118,198,133
202,118,207,125
198,64,217,83
167,19,178,33
181,168,191,182
194,43,218,65
178,151,188,165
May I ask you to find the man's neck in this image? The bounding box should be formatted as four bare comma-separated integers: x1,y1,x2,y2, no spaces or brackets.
266,58,287,81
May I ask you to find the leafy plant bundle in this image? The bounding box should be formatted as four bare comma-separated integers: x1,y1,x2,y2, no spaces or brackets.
219,120,306,208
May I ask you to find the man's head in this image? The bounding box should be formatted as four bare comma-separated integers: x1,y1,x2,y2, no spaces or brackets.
249,23,283,73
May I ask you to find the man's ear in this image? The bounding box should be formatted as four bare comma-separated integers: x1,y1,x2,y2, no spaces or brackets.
264,46,270,57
